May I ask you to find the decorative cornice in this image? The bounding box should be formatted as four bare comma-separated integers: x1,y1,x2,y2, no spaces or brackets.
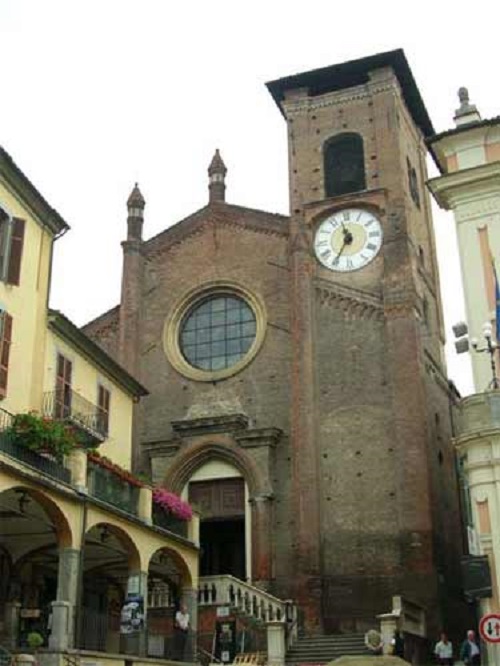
383,302,417,318
284,80,400,117
428,161,500,212
248,492,275,503
0,146,69,237
235,428,283,449
315,281,383,321
142,440,182,456
171,413,250,437
455,428,500,448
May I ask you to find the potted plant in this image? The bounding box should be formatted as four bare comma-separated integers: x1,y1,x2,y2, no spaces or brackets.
6,412,78,462
26,632,44,650
15,631,45,664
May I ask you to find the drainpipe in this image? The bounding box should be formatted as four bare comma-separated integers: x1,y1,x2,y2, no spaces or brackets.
74,495,88,649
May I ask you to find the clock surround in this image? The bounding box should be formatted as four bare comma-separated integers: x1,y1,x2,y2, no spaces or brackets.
313,207,383,272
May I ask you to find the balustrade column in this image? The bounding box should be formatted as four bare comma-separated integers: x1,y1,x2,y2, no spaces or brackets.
267,621,286,666
250,493,274,589
3,601,21,650
50,547,81,650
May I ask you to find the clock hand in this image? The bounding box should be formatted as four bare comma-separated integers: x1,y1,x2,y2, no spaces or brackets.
333,239,347,264
341,225,353,245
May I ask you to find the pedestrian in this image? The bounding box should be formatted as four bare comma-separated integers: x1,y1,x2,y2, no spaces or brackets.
434,632,453,665
174,603,190,661
392,630,405,659
459,629,481,665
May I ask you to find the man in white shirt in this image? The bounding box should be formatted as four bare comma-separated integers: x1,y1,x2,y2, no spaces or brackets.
174,603,190,661
434,632,453,665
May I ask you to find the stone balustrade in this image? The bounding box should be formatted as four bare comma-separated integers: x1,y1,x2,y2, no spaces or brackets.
197,574,294,625
456,390,500,436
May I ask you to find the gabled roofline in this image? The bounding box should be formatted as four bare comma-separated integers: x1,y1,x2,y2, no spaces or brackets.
266,48,434,139
48,309,148,398
144,201,289,253
0,146,69,236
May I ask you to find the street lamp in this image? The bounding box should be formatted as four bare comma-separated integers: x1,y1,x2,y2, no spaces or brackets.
453,321,500,389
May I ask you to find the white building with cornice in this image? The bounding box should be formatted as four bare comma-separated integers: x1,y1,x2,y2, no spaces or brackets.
428,91,500,391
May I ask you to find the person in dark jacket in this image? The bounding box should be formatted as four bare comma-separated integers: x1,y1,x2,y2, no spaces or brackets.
460,629,481,665
393,630,405,659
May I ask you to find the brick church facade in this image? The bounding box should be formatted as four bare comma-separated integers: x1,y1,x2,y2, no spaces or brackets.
84,50,467,635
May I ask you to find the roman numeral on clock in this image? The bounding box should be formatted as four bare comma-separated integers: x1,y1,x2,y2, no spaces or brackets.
320,250,331,259
367,243,377,251
368,231,380,238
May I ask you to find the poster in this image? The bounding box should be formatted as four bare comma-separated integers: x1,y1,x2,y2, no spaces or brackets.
120,594,145,634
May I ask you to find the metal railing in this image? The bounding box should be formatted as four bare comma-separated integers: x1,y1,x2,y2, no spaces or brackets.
0,430,71,483
78,607,194,661
0,407,13,430
152,505,188,538
43,389,107,443
87,461,140,515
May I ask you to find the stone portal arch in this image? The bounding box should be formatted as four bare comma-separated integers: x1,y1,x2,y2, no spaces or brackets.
164,439,267,497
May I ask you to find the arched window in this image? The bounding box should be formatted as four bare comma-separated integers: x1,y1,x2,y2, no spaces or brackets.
324,133,366,198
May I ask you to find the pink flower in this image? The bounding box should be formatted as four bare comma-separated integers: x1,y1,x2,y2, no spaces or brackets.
153,488,193,520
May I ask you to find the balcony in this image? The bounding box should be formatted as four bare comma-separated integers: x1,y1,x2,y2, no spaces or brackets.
43,389,107,446
152,504,188,538
0,408,71,484
87,460,140,515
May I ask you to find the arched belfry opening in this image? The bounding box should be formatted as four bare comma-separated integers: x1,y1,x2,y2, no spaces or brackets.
324,132,366,198
183,460,249,581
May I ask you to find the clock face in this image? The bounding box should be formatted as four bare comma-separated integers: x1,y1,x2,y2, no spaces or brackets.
313,208,383,272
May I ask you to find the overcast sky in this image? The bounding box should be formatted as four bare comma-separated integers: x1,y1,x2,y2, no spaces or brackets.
2,0,499,396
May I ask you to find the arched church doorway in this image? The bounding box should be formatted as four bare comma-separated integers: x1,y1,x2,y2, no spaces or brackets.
183,461,250,581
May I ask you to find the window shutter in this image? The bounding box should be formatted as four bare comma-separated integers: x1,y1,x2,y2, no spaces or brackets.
98,385,110,434
55,353,72,417
0,313,13,398
7,218,25,285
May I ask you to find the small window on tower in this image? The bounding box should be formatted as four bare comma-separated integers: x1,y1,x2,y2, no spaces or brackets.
406,157,421,208
324,133,366,198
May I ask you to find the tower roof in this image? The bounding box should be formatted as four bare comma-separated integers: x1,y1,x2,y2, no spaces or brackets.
208,149,227,175
127,182,145,208
266,48,434,138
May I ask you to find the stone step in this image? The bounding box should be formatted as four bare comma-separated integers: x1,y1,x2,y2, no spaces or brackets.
288,645,367,654
286,633,369,664
289,637,366,647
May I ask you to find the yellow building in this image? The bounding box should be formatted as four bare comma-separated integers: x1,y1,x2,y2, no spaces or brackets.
0,146,199,666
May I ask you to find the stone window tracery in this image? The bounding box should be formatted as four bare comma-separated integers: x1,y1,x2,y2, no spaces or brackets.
180,295,256,372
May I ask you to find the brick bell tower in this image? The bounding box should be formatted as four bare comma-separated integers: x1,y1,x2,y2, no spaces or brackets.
267,50,466,635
